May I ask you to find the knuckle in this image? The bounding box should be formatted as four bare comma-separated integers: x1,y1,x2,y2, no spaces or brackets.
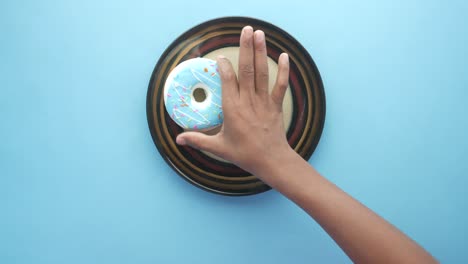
189,137,201,148
255,45,266,53
278,80,288,89
239,64,255,77
242,37,253,48
222,70,236,82
257,70,269,80
277,75,289,88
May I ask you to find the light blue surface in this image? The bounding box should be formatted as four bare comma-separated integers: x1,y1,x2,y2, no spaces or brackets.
1,0,467,263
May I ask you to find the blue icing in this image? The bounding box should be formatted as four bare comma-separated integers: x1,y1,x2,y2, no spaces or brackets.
164,58,223,130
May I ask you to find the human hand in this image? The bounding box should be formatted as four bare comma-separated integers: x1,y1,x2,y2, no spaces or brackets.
176,26,292,178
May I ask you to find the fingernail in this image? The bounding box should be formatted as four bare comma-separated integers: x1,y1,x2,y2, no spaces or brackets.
176,136,186,145
281,52,289,63
243,25,253,34
217,55,226,60
254,30,264,43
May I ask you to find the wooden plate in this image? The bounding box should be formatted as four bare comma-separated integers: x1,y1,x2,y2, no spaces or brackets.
147,17,325,196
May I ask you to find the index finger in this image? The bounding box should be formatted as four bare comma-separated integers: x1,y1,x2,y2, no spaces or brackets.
217,55,239,107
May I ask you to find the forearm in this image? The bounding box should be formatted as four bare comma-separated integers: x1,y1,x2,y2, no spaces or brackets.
254,149,437,264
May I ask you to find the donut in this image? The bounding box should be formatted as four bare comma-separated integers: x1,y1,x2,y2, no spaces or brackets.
163,58,223,131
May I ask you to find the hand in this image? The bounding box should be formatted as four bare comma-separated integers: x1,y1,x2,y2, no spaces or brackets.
177,26,438,264
176,26,292,179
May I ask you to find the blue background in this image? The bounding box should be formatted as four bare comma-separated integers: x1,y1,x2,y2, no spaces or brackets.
1,0,467,263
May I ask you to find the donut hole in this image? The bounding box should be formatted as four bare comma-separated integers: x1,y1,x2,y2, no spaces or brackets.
192,87,207,103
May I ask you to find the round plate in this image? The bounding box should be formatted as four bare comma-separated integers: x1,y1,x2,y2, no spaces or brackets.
147,17,325,196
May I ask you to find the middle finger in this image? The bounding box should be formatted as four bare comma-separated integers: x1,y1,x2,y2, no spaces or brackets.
238,26,255,100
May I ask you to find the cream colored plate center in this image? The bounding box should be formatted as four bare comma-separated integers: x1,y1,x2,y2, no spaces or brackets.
186,47,293,163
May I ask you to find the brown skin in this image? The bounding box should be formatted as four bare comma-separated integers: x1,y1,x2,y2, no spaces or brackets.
176,26,438,264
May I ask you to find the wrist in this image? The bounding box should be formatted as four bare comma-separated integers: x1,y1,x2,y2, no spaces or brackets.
250,146,301,188
251,147,326,201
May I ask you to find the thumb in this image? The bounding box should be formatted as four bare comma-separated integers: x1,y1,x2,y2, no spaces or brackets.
176,131,221,154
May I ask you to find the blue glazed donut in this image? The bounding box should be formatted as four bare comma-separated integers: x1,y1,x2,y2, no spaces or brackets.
163,58,223,131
